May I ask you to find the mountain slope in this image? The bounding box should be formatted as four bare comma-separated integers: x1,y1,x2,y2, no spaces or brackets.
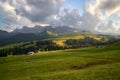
0,30,58,46
0,30,11,39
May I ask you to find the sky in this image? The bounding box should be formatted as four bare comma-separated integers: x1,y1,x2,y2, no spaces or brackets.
0,0,120,35
63,0,85,14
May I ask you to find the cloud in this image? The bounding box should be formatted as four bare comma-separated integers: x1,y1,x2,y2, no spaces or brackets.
85,0,120,34
51,7,101,31
0,0,34,30
51,0,120,32
0,0,65,30
51,7,81,28
96,20,120,34
79,12,100,31
8,0,65,23
86,0,120,17
0,0,120,34
100,0,120,16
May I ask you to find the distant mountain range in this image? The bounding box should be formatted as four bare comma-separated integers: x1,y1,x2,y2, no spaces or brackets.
0,26,76,46
12,25,75,34
13,25,49,33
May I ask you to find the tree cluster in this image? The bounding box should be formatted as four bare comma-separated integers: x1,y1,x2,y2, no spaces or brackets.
0,40,64,57
0,37,119,57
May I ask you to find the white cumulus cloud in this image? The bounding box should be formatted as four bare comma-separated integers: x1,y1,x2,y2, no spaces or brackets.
0,0,120,34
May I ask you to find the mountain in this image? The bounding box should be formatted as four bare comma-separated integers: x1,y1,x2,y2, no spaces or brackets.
12,26,75,35
41,30,58,38
0,29,59,46
13,25,53,33
0,30,12,40
47,26,75,34
0,26,76,46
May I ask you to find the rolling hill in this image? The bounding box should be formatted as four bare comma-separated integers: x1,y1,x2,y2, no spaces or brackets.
0,42,120,80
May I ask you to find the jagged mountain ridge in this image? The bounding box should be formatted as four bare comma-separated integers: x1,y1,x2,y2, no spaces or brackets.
12,25,75,34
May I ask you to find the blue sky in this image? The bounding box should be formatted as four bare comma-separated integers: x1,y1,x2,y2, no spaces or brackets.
63,0,85,14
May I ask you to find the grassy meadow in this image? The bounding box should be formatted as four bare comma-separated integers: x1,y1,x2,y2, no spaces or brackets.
0,43,120,80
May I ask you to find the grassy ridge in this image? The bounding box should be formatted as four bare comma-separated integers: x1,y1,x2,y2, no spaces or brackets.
0,43,120,80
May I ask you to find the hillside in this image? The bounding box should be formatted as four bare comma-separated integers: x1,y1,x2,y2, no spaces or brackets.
0,30,12,40
0,32,119,57
0,26,120,46
0,26,76,46
0,30,58,46
0,43,120,80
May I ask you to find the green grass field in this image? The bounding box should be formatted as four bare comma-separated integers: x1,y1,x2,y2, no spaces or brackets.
0,43,120,80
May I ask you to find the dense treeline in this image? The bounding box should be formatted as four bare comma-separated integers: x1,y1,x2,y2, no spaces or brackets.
0,40,64,57
0,37,120,57
66,37,97,48
65,37,120,48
